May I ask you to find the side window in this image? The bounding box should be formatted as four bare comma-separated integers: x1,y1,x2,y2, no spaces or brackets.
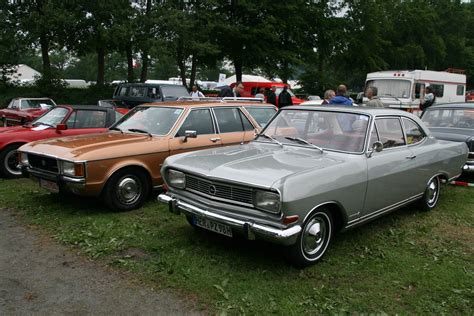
73,110,107,128
239,110,255,131
119,87,128,96
374,117,406,148
214,108,246,133
414,83,425,99
430,84,444,98
66,111,77,128
176,109,214,137
456,85,464,96
368,124,379,148
402,118,426,145
10,100,19,109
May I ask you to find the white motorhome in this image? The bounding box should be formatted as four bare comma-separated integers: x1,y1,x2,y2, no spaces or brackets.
365,70,466,110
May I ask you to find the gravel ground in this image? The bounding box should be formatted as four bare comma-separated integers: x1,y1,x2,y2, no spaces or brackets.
0,209,200,315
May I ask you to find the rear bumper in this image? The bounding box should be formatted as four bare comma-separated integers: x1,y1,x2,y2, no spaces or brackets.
158,193,301,246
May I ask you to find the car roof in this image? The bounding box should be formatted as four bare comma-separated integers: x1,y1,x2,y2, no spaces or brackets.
425,102,474,109
140,100,276,109
57,104,112,111
283,105,418,116
15,97,53,100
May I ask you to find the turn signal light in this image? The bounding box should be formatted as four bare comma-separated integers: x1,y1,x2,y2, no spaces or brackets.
282,215,299,225
74,164,85,177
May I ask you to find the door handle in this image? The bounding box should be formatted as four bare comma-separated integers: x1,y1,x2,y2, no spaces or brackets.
405,155,417,159
209,137,221,142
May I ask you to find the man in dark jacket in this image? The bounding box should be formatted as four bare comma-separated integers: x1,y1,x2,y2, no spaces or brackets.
278,86,293,108
218,82,244,98
266,86,277,106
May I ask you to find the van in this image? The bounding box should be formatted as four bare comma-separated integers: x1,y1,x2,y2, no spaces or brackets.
364,69,466,111
113,83,189,107
229,82,305,105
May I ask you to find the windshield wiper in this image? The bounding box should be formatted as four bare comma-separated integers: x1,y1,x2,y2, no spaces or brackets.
110,126,123,133
284,137,324,153
127,128,152,137
259,133,283,147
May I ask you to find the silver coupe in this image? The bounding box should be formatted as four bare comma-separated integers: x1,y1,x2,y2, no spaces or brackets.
158,106,468,267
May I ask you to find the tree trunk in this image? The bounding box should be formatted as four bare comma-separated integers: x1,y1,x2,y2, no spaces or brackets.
176,41,187,88
97,46,105,86
189,53,197,88
140,50,148,83
126,44,134,82
39,32,51,80
234,58,242,82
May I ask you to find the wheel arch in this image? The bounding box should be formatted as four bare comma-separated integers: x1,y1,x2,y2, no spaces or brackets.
100,164,153,196
302,201,347,233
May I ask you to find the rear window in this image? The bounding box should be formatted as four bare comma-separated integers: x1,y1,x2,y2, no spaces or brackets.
244,106,277,127
161,85,189,100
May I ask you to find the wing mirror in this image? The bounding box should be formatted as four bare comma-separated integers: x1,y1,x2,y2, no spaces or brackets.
367,141,383,158
56,124,68,132
183,130,197,142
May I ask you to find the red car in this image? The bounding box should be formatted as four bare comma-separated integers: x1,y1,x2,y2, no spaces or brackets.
0,97,57,126
466,90,474,103
0,104,125,178
229,82,305,105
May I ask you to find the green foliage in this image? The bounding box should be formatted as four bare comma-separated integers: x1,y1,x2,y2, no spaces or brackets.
0,179,472,314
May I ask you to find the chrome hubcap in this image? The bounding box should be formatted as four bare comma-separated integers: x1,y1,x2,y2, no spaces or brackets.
303,217,327,255
116,176,141,205
427,179,438,206
5,149,21,176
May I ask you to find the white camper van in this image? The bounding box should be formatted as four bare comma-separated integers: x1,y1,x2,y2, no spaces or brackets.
364,69,466,111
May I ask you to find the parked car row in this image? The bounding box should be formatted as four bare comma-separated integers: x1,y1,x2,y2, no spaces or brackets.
1,96,470,267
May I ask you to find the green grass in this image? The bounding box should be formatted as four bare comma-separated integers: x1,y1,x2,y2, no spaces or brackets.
1,178,473,314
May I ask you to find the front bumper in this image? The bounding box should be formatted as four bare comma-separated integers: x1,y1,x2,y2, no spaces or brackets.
158,193,301,246
22,165,86,192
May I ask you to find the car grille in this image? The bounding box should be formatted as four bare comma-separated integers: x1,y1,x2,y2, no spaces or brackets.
185,174,253,205
28,154,59,174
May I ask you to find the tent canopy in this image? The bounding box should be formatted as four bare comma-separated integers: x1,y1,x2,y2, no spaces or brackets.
216,74,271,87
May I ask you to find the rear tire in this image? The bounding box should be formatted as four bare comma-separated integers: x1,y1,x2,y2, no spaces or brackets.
103,168,151,212
0,144,22,178
286,208,333,267
419,176,441,211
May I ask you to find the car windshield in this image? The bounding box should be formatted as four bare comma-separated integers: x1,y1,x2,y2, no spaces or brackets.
258,109,369,153
21,99,55,109
422,108,474,128
33,107,69,127
114,106,184,135
161,85,189,99
366,79,411,98
244,106,277,127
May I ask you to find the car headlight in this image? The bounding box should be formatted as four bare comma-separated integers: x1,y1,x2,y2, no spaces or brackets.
19,152,29,165
61,161,85,177
254,190,281,213
168,169,185,189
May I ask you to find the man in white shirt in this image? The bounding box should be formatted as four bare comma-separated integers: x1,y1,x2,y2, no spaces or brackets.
190,85,205,100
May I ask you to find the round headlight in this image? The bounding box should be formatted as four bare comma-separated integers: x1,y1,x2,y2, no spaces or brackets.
254,190,280,213
168,169,185,189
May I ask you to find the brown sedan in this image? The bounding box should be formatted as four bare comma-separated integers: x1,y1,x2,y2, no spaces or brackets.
18,100,277,211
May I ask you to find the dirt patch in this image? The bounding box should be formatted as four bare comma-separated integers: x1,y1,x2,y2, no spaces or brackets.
0,208,201,315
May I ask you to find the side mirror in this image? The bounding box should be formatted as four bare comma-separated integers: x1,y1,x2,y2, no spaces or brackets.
56,124,68,132
367,141,383,158
183,130,197,142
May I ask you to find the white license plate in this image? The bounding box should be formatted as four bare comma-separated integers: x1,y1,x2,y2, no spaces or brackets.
39,179,59,193
194,216,232,237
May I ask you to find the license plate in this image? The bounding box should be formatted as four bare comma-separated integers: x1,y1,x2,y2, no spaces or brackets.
39,179,59,193
194,216,232,237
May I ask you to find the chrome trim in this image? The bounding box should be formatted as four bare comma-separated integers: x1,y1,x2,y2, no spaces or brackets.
463,164,474,172
345,193,424,228
448,173,462,182
157,193,301,245
62,175,86,184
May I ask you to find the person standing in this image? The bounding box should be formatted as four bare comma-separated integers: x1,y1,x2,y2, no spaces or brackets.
420,86,436,110
365,86,384,107
329,85,353,106
322,89,335,105
255,88,265,100
266,86,277,106
278,86,293,108
190,85,205,99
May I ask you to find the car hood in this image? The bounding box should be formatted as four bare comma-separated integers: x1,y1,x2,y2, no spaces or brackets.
430,129,473,142
166,142,348,188
21,131,167,160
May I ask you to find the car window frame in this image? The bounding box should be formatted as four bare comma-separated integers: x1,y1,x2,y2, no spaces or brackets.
211,106,255,134
370,115,409,151
173,107,217,138
401,117,427,147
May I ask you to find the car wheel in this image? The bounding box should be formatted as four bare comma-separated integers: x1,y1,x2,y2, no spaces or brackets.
286,208,333,267
419,176,441,211
0,144,22,178
103,168,151,212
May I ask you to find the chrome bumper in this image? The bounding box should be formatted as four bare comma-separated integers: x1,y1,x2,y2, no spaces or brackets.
23,166,86,190
463,163,474,172
158,193,301,246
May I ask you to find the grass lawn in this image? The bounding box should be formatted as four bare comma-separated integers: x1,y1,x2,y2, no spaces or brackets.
1,178,472,314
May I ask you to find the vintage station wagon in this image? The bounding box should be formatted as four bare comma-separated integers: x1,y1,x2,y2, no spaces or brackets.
158,106,468,267
19,100,276,211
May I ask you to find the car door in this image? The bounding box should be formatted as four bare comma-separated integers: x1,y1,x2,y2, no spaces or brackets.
212,107,256,145
168,108,223,155
364,116,419,214
58,109,108,137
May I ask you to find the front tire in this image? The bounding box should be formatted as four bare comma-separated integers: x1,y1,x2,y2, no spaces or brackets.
0,144,22,178
103,168,151,212
286,208,333,267
419,176,441,211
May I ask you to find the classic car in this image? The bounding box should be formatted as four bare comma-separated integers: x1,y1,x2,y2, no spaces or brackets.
113,83,190,107
0,105,124,178
0,97,56,126
158,106,468,267
421,103,474,173
18,100,277,211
